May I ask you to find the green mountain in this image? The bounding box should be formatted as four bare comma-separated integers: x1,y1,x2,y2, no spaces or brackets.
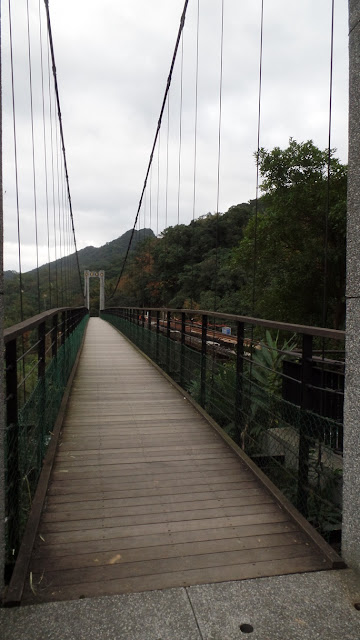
5,228,154,327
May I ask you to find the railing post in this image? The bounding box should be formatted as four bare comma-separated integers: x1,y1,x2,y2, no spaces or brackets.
52,313,58,359
37,320,46,467
200,314,208,407
5,338,20,555
147,310,152,356
166,310,171,373
180,312,186,388
70,309,75,335
38,321,46,379
297,333,313,516
167,311,171,339
155,310,160,364
156,310,160,334
61,311,66,346
235,321,245,440
65,310,70,340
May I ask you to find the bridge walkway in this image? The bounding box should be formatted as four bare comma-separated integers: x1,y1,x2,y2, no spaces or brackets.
23,318,334,604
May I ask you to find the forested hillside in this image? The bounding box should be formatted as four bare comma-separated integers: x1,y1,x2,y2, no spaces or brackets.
4,229,154,326
112,140,347,329
5,140,347,329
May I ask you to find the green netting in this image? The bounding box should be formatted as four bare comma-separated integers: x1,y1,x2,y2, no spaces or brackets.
5,315,88,566
102,313,342,540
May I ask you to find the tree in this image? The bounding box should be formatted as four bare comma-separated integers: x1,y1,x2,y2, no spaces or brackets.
232,139,347,328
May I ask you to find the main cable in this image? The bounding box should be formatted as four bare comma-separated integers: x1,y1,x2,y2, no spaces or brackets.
108,0,190,300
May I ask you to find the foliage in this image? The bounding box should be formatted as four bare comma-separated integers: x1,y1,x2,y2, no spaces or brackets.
112,203,252,310
232,139,347,328
239,331,297,452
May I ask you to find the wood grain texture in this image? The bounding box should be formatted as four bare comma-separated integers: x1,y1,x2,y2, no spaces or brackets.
23,318,333,604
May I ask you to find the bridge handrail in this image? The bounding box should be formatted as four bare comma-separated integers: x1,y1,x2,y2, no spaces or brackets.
4,306,87,343
3,306,89,575
103,307,345,341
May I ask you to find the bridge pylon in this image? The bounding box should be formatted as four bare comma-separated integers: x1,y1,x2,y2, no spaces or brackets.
84,270,105,312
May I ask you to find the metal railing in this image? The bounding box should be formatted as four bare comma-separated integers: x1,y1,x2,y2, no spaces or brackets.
102,307,345,540
4,306,88,574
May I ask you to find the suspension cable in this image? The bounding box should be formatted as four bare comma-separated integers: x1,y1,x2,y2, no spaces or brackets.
43,0,83,298
251,0,264,316
156,131,161,236
177,33,184,225
323,0,335,328
192,0,200,224
165,94,170,230
55,107,64,306
8,0,26,401
213,0,224,313
108,0,190,300
26,0,41,313
8,0,24,322
38,0,52,307
48,36,59,307
190,0,200,309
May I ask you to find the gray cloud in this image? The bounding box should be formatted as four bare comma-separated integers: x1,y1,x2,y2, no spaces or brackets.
3,0,349,272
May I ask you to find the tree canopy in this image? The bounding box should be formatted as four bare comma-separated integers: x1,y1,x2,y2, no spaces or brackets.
232,139,347,327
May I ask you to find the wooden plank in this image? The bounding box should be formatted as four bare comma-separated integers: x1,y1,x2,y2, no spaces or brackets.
42,493,273,520
22,555,329,604
30,531,310,572
37,511,291,545
53,452,237,470
32,521,299,560
29,543,318,588
46,482,262,504
56,443,222,454
51,459,243,479
47,469,248,491
51,460,240,477
40,503,280,533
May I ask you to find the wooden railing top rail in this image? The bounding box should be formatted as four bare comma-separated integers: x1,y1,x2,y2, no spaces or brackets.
103,307,345,342
4,307,87,343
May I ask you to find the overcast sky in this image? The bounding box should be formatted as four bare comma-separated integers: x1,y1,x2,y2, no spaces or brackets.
2,0,349,272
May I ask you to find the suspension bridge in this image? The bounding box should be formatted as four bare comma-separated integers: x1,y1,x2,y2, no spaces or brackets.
1,1,360,638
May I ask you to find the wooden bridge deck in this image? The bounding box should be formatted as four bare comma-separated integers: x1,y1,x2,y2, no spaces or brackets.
23,317,335,604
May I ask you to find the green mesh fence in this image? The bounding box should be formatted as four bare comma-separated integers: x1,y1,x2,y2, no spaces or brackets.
5,314,88,568
102,313,342,541
198,362,342,536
